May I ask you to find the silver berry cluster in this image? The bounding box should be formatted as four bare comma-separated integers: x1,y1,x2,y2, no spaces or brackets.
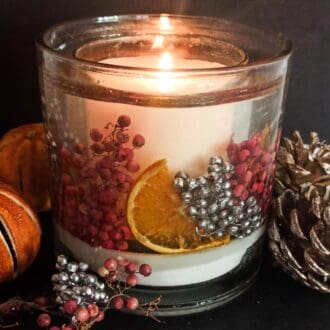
173,156,264,239
52,255,109,307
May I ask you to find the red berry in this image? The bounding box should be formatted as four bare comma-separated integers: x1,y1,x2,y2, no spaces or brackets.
75,307,90,323
116,131,129,143
132,134,145,148
89,224,99,237
111,296,125,310
240,189,249,201
113,170,126,183
62,326,75,330
95,311,105,322
99,168,112,180
242,171,253,183
251,182,259,193
62,173,73,185
239,149,250,162
126,297,139,310
91,142,105,154
36,313,51,328
49,327,61,330
90,128,103,142
104,141,118,152
233,184,245,197
98,230,110,241
235,163,248,176
117,115,131,128
126,274,138,287
104,258,118,271
260,153,272,165
87,304,99,318
115,240,129,251
73,143,86,154
104,211,118,223
125,262,138,274
60,147,71,160
258,170,267,182
139,264,152,277
126,160,140,173
120,225,132,240
123,148,134,161
256,182,265,193
33,296,50,307
63,299,77,315
65,185,77,196
251,146,262,157
118,182,131,193
102,240,115,249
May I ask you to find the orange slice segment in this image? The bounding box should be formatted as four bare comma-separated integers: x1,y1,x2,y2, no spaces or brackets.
127,159,230,254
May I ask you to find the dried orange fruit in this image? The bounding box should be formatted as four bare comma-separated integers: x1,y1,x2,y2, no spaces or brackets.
127,159,230,254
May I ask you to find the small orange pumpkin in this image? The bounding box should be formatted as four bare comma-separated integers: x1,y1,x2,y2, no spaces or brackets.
0,123,52,211
0,183,41,283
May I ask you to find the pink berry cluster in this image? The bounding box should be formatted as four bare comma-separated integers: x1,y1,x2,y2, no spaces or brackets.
98,256,153,312
227,133,276,213
57,115,145,250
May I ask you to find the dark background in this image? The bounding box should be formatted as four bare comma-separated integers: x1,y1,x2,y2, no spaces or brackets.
0,1,329,330
1,0,330,139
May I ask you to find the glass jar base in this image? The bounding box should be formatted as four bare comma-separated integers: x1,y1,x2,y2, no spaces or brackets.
55,235,263,316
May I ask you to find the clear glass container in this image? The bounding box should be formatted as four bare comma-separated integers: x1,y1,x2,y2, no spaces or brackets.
37,14,292,315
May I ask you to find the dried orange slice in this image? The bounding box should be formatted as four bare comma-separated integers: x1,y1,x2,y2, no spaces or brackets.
127,159,230,254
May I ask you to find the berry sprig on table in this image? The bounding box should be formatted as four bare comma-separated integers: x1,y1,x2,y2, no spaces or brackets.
0,255,160,330
57,115,145,250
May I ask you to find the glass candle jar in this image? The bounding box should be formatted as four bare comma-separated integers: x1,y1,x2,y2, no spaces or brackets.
37,14,292,315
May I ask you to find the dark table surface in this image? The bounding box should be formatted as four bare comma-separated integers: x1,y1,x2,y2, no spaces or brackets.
0,213,329,330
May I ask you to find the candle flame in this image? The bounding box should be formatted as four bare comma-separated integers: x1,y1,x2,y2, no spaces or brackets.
152,35,164,49
159,52,173,70
159,15,172,31
156,52,174,92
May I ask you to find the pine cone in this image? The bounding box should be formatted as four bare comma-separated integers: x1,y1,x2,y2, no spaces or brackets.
268,187,330,293
274,131,330,197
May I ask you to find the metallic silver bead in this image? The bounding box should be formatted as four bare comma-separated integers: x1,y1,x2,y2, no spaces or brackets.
243,220,251,228
227,215,234,223
54,284,67,292
188,178,199,190
58,272,69,283
67,262,79,273
94,291,101,301
79,262,89,272
57,255,68,267
246,196,256,206
55,295,63,304
219,209,228,218
187,205,198,216
210,214,219,222
224,190,232,198
227,199,234,207
244,228,252,235
60,289,73,300
215,230,224,239
173,177,186,190
196,176,208,186
246,207,253,215
223,163,234,173
209,156,223,165
222,181,231,190
239,201,246,207
72,286,82,295
238,213,245,220
97,282,105,291
78,272,86,280
199,219,210,228
181,191,193,203
251,215,259,222
208,172,219,181
218,198,229,210
212,182,222,193
71,295,82,305
51,274,59,283
228,225,239,235
70,273,80,283
198,208,208,217
175,171,189,180
232,206,243,216
220,219,229,228
208,203,218,214
208,164,221,173
99,292,107,300
198,187,210,198
81,286,93,297
84,275,97,285
207,223,216,232
196,199,208,208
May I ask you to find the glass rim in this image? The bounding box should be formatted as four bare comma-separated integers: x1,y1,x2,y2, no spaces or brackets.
36,14,293,75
